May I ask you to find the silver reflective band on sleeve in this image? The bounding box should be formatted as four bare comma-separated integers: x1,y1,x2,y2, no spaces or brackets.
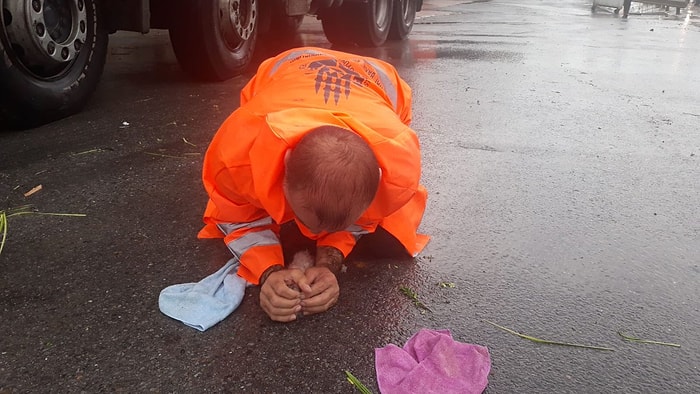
217,217,273,236
269,48,325,76
226,229,280,256
365,60,398,111
346,224,371,242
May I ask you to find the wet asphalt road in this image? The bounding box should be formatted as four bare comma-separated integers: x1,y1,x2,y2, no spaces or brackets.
1,0,699,392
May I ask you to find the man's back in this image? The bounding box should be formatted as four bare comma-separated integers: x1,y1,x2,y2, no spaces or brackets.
239,47,413,129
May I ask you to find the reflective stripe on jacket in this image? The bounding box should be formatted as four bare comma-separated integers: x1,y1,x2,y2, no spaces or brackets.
199,47,429,284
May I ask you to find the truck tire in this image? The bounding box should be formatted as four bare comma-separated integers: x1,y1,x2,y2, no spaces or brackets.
320,7,354,46
349,0,393,47
266,1,304,36
258,0,304,37
169,0,258,81
388,0,417,40
276,15,304,35
0,0,108,130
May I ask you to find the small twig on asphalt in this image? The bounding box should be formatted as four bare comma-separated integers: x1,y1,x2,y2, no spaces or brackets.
618,331,680,348
484,320,615,351
345,371,373,394
23,185,42,197
71,148,104,156
145,152,191,159
399,285,432,312
182,137,197,147
682,112,700,117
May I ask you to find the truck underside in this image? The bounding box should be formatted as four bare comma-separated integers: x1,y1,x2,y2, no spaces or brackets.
0,0,422,129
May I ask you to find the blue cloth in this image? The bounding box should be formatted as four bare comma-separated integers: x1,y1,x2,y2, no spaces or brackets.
158,258,247,331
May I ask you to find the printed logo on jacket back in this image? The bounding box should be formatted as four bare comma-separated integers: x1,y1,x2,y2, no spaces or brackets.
308,59,366,105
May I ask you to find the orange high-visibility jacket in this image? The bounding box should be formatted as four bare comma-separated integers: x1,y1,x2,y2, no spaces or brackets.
199,47,429,284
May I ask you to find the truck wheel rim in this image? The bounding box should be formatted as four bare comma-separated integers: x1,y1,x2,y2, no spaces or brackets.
374,0,390,30
219,0,256,51
2,0,88,77
398,0,410,23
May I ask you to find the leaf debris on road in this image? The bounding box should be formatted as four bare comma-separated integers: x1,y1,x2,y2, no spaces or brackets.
399,285,432,312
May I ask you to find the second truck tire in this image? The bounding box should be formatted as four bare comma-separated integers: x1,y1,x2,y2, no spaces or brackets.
169,0,258,81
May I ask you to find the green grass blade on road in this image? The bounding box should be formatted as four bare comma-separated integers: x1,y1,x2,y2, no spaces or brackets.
0,211,7,256
618,331,681,348
484,320,615,351
399,285,432,312
0,206,86,257
345,370,373,394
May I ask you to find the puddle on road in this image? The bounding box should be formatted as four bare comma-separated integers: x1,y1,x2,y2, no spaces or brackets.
433,46,524,62
436,38,529,46
394,34,525,63
431,37,526,62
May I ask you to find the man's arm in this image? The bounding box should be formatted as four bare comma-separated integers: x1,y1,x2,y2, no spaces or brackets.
259,265,284,285
314,223,376,259
315,246,343,275
218,218,315,322
216,217,285,284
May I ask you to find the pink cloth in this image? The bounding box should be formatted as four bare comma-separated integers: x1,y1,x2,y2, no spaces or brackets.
375,329,491,394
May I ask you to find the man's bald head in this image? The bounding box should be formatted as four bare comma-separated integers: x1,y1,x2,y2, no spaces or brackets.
284,125,380,233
